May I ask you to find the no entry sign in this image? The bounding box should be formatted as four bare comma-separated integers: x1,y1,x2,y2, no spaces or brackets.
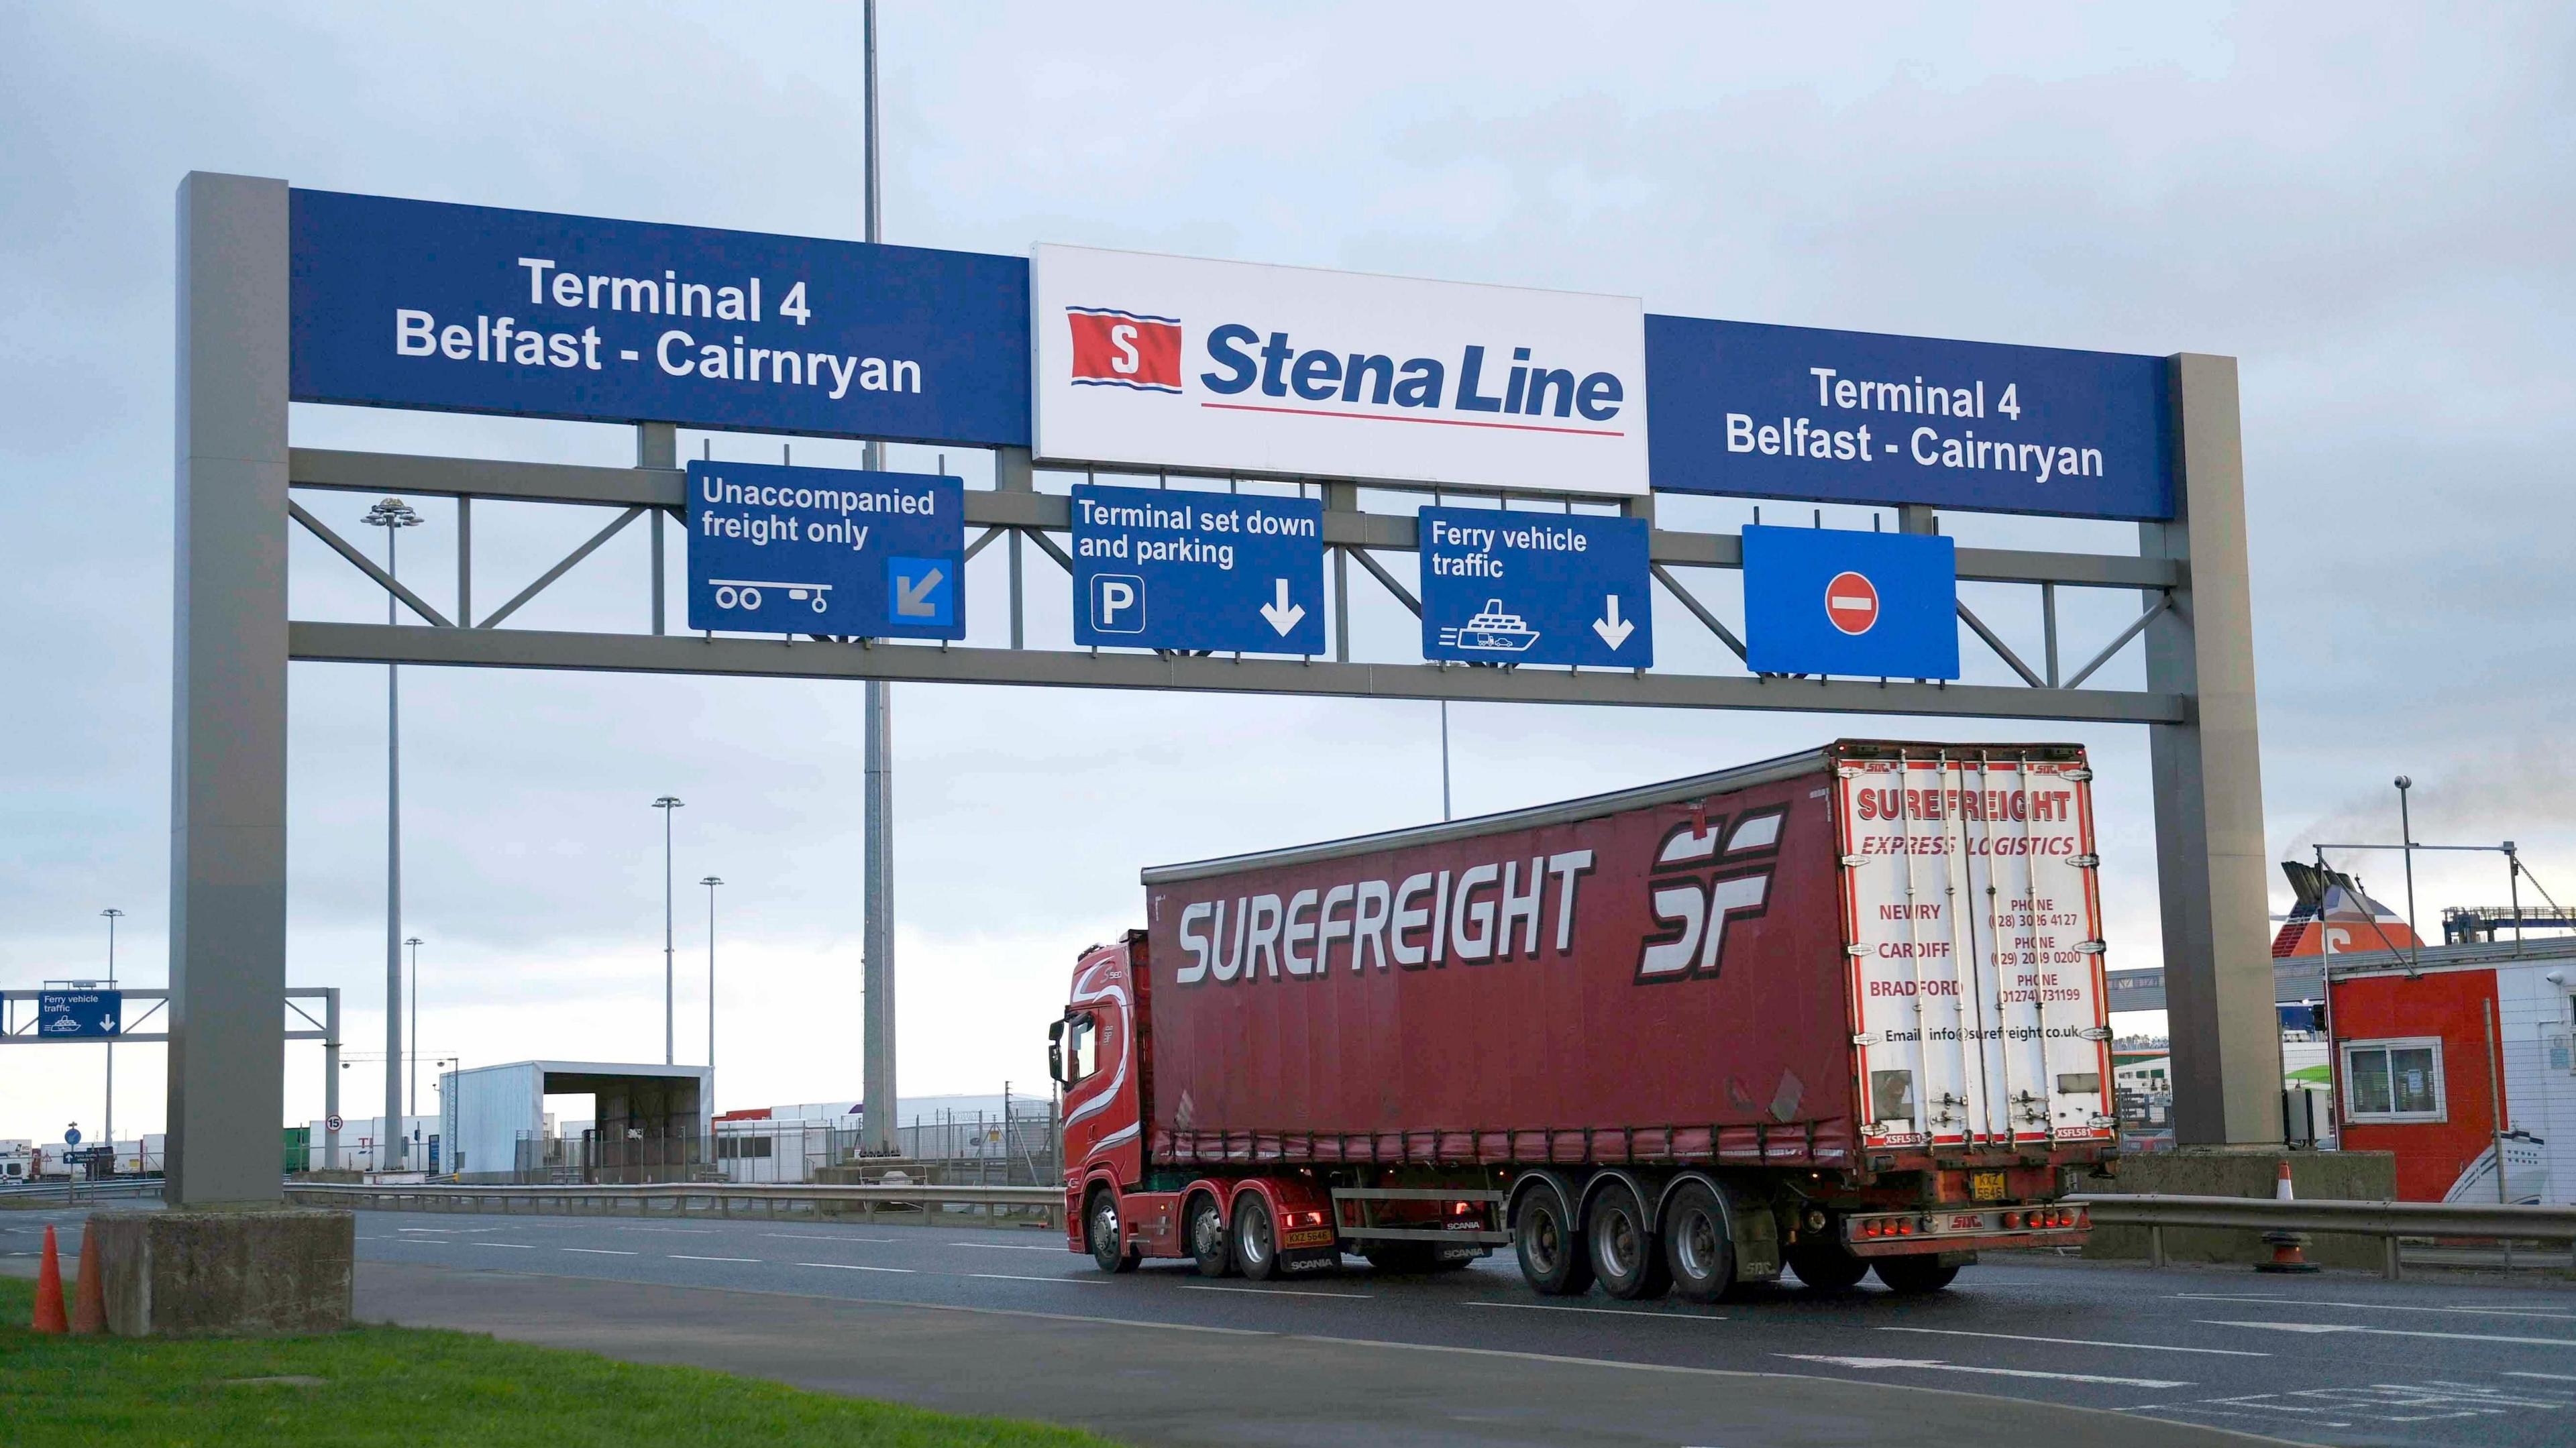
1741,526,1958,679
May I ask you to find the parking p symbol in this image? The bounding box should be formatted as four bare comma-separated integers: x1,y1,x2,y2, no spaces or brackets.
1091,574,1145,634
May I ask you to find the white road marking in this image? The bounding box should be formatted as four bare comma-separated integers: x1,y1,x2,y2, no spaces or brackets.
1464,1300,1725,1321
798,1262,916,1274
472,1242,535,1249
1878,1326,2266,1357
668,1254,760,1264
971,1273,1106,1285
1778,1354,2188,1389
560,1247,637,1256
1183,1284,1374,1299
947,1241,1062,1251
2506,1371,2576,1382
2198,1319,2576,1349
760,1233,897,1243
614,1226,716,1234
2176,1292,2576,1321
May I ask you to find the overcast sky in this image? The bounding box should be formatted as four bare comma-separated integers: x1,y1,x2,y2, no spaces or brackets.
3,3,2571,1141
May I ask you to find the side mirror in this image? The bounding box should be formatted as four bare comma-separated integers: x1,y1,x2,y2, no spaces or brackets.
1046,1018,1066,1084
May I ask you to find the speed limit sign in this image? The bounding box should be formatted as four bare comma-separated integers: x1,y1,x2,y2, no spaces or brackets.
325,1113,344,1132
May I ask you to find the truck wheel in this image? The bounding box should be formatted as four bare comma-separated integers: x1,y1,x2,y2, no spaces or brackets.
1786,1237,1868,1290
1084,1186,1139,1274
1513,1186,1595,1296
1660,1182,1736,1303
1587,1181,1672,1300
1232,1194,1281,1281
1187,1193,1233,1277
1872,1256,1961,1295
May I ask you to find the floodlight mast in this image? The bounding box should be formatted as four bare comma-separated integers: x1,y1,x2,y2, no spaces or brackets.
859,0,898,1156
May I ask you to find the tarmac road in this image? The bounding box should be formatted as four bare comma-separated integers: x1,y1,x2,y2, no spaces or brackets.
11,1207,2575,1447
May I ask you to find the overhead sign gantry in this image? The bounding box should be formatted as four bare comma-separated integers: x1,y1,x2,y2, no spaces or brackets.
168,172,2277,1214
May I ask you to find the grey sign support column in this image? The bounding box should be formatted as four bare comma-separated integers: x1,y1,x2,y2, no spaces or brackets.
2143,352,2283,1146
323,987,341,1170
169,171,291,1205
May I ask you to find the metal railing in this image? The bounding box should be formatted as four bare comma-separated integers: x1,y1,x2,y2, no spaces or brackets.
0,1177,165,1205
2071,1192,2576,1280
285,1178,1061,1229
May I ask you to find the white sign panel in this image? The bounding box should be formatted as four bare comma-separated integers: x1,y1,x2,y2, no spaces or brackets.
1033,245,1648,497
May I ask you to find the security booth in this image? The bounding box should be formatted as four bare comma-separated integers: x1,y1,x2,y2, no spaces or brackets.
440,1060,712,1184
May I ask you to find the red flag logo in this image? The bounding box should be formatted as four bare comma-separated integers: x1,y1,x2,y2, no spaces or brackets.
1067,307,1183,393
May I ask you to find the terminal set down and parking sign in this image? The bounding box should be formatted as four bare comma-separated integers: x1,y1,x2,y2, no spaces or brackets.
686,460,964,638
1069,483,1326,655
1741,524,1959,679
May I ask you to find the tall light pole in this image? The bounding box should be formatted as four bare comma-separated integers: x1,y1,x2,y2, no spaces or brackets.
405,936,423,1155
2394,776,2419,952
858,0,900,1156
701,877,723,1079
364,496,421,1168
653,796,684,1065
99,909,121,1163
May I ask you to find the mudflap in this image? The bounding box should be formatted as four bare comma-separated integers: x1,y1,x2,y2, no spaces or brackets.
1935,1250,1980,1269
1279,1247,1344,1276
1734,1202,1783,1285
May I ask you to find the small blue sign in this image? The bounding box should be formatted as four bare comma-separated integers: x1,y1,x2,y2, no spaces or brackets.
64,1127,80,1146
38,991,120,1040
1647,315,2173,520
686,461,965,639
290,188,1031,447
1417,508,1653,669
1741,525,1960,679
1069,485,1326,655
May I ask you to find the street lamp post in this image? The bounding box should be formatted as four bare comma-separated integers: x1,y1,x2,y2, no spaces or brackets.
364,497,421,1169
653,796,685,1065
99,909,121,1166
406,936,423,1151
701,877,724,1078
2394,776,2419,954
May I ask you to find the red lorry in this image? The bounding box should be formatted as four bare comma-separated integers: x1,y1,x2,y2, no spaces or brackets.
1051,740,2116,1299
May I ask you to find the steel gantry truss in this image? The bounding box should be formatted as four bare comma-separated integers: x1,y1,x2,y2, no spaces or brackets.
281,443,2188,725
167,170,2282,1211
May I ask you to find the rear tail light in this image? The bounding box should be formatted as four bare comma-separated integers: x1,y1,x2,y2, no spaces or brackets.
1452,1201,1474,1216
1861,1220,1881,1238
2002,1211,2021,1229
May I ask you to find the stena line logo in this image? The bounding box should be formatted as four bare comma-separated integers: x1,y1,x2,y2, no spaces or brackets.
1067,307,1184,393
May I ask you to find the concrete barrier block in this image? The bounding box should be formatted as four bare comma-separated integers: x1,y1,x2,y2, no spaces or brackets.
89,1208,354,1336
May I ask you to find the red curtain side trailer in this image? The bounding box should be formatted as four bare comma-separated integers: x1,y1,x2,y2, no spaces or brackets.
1051,740,2117,1300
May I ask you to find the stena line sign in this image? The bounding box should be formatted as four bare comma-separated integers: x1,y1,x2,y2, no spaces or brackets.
1032,245,1648,497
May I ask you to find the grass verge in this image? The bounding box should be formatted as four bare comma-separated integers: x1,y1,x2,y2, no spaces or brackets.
0,1273,1118,1447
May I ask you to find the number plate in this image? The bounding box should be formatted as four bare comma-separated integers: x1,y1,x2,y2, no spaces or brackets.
1970,1171,2008,1202
1281,1227,1337,1250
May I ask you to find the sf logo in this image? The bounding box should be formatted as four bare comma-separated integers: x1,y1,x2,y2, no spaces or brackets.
1636,807,1784,983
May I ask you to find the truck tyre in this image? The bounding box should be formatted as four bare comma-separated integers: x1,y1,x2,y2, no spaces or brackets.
1872,1256,1961,1294
1660,1181,1736,1303
1513,1185,1595,1296
1786,1237,1868,1290
1586,1180,1672,1300
1187,1192,1233,1277
1232,1193,1281,1281
1084,1186,1140,1274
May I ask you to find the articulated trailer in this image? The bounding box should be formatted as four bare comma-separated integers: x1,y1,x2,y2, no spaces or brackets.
1051,740,2116,1299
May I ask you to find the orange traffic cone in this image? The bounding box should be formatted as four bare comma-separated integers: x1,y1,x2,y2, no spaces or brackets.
2255,1160,2319,1274
31,1223,68,1333
71,1224,106,1335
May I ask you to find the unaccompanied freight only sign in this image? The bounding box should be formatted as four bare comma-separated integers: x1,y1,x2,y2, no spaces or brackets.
1646,317,2174,520
289,189,1031,447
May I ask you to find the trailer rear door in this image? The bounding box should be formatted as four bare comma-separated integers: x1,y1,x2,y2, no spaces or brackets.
1835,747,2114,1156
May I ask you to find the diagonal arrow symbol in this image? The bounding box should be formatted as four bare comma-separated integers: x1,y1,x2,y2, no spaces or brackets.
1591,594,1635,650
1259,578,1305,636
894,567,946,617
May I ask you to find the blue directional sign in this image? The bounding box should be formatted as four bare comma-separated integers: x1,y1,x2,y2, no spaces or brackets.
1069,484,1326,655
686,461,965,639
38,991,121,1040
1646,316,2173,520
64,1127,80,1146
290,188,1031,447
1417,508,1653,669
1741,525,1959,679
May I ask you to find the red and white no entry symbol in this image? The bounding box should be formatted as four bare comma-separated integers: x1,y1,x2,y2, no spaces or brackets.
1823,571,1880,635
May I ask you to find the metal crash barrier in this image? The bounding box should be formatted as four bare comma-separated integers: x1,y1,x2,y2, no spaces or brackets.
286,1179,1061,1229
2071,1192,2576,1280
